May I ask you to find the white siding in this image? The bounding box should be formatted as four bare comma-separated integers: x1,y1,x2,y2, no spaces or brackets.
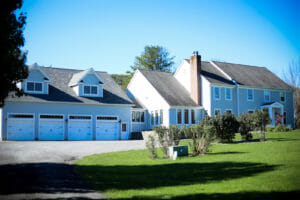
174,60,191,93
201,75,211,116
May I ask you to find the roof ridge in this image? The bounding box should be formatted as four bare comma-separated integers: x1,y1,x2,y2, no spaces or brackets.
41,66,107,73
211,61,266,69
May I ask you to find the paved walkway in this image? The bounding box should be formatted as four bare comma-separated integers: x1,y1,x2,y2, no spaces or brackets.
0,140,146,200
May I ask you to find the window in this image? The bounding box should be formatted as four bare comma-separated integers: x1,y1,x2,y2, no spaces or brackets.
191,110,195,124
225,88,231,100
132,112,136,122
264,91,270,102
263,108,269,114
151,112,154,125
26,82,43,93
69,115,91,120
141,112,145,122
225,110,232,114
135,111,140,122
83,85,98,95
184,109,189,124
155,111,158,125
283,112,287,125
247,89,253,101
97,116,118,120
248,110,254,114
177,109,182,124
214,87,220,100
132,111,144,123
160,109,163,124
280,91,285,102
214,109,220,116
122,123,127,132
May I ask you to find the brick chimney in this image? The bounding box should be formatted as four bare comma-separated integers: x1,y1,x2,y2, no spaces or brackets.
190,51,201,105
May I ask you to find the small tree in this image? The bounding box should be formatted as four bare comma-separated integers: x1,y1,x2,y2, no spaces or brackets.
253,109,270,141
154,126,169,157
237,113,253,141
146,135,157,159
168,125,181,145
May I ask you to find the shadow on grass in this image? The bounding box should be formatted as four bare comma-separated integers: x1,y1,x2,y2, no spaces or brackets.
116,190,300,200
75,161,279,191
206,151,247,155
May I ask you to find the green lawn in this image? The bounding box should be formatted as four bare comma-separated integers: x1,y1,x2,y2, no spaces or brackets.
74,130,300,199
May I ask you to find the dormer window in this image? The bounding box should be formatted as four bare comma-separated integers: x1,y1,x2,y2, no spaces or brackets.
26,81,43,93
83,85,98,96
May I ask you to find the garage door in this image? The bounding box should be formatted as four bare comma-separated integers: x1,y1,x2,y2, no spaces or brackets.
68,115,92,140
96,116,119,140
7,113,35,140
39,114,64,140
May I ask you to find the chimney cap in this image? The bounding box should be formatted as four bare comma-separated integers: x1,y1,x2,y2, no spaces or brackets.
192,51,199,56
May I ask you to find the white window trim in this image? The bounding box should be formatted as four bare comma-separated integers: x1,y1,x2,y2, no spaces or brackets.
39,113,64,121
225,88,232,100
132,111,144,124
247,89,254,101
214,87,221,100
82,85,99,96
214,108,221,116
280,91,286,102
25,81,44,94
264,90,270,102
96,115,119,122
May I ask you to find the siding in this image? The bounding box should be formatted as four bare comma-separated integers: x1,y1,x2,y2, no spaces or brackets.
211,86,236,116
1,102,131,140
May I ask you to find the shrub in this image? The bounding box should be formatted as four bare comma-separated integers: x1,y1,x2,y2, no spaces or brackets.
184,124,216,156
252,109,271,141
146,134,157,159
266,126,275,132
237,113,253,141
168,125,181,145
274,124,291,132
210,112,239,143
154,126,169,157
296,119,300,129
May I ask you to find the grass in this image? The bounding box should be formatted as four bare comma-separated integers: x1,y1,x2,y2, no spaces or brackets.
74,130,300,199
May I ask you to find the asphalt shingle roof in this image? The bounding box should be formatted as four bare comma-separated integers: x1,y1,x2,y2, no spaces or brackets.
6,67,133,105
212,61,291,89
139,69,198,107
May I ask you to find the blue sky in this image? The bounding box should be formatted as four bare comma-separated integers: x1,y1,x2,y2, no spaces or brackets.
20,0,300,78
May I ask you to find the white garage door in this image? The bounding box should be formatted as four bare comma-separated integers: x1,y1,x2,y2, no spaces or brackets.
7,113,35,140
96,116,119,140
68,115,92,140
39,114,64,140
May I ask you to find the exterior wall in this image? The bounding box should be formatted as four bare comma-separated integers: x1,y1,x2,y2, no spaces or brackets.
174,60,191,93
127,70,170,130
169,107,203,127
1,102,131,140
131,108,148,132
211,85,237,116
77,74,103,97
21,69,49,95
202,76,211,115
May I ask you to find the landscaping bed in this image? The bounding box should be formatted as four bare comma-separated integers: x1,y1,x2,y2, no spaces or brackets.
74,130,300,199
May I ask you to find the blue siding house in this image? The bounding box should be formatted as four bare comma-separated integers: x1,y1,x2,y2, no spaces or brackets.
0,64,133,141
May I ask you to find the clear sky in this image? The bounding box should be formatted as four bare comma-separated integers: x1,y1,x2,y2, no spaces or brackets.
20,0,300,78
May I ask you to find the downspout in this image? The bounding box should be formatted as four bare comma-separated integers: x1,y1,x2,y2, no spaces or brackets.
232,80,239,115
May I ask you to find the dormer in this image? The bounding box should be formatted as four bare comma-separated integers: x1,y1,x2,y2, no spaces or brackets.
69,68,104,97
22,63,51,95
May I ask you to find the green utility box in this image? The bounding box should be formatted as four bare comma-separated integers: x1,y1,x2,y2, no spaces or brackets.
168,145,188,158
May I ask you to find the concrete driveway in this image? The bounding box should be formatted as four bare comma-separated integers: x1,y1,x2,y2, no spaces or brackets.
0,140,146,200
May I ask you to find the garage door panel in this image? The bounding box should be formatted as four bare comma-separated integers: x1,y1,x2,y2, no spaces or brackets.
68,115,92,140
39,115,64,140
7,114,35,140
96,122,118,140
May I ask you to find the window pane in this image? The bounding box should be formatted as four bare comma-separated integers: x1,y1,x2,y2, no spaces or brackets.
35,82,42,91
151,112,154,125
177,110,182,124
226,88,231,99
215,109,220,115
141,112,144,122
122,123,127,132
84,86,90,94
184,109,189,124
281,92,285,101
91,86,97,94
191,110,195,124
215,88,219,99
132,112,136,122
136,112,140,122
155,111,158,125
248,89,253,100
160,110,163,124
27,82,34,91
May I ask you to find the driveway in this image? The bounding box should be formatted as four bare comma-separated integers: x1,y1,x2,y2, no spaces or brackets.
0,140,146,200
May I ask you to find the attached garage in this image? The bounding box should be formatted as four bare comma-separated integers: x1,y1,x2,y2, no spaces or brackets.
96,116,119,140
39,114,64,140
68,115,92,140
7,113,35,140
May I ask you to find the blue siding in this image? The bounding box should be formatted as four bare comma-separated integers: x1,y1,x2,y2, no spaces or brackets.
1,102,131,140
211,86,237,116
